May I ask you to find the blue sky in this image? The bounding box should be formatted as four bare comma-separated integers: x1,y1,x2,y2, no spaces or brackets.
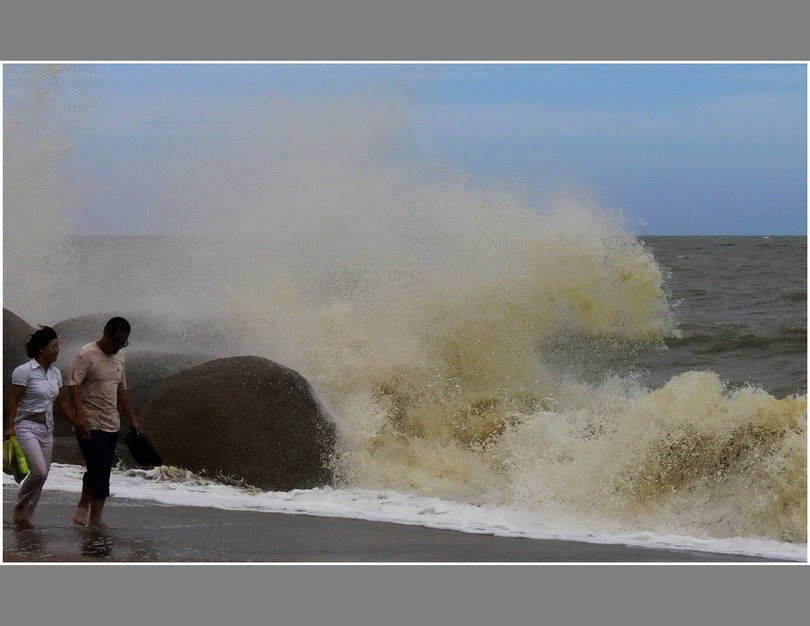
6,62,807,235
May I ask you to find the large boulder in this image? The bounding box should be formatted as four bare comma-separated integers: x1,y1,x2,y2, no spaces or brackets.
4,308,34,371
51,436,87,466
49,350,212,462
123,351,213,414
4,309,35,412
49,313,217,437
49,349,214,437
2,309,219,465
139,356,337,490
52,311,236,355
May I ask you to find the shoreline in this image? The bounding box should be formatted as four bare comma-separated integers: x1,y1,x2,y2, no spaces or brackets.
3,489,797,563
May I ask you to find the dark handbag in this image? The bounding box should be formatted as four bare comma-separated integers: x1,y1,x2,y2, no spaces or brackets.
123,431,163,467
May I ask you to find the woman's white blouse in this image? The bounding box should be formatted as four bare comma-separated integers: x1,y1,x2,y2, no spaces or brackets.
11,358,63,430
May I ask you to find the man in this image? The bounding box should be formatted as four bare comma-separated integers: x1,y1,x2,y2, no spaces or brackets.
68,316,141,527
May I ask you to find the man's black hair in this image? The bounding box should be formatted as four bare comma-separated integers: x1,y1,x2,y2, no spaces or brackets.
104,316,131,335
26,326,58,359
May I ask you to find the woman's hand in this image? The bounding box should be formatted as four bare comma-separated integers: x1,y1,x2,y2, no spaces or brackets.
4,425,15,440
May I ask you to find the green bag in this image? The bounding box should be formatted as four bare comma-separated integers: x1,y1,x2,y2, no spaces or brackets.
3,436,30,484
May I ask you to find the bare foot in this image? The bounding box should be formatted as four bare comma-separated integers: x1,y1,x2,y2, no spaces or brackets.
88,519,110,528
12,505,33,529
72,508,89,526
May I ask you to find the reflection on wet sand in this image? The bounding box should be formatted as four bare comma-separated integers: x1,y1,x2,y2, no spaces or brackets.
4,521,164,562
6,527,48,559
81,527,114,559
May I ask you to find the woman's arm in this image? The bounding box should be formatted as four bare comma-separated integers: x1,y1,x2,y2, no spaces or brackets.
5,385,26,439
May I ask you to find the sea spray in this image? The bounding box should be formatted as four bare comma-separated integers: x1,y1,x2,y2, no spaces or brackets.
4,64,98,324
3,66,78,321
497,372,806,542
217,186,804,542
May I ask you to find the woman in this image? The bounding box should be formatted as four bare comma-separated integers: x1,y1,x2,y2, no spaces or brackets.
4,326,77,529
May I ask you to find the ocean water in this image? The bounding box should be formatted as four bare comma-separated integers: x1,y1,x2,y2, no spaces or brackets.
5,217,806,561
638,236,806,399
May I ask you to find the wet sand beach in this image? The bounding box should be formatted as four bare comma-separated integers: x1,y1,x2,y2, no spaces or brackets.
3,489,792,563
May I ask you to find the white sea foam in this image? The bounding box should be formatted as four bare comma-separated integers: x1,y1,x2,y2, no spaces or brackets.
4,466,804,562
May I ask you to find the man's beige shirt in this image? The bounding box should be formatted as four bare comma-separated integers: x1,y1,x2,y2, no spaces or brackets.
68,342,127,432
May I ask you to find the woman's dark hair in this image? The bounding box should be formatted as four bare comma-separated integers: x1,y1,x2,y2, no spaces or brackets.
26,326,58,359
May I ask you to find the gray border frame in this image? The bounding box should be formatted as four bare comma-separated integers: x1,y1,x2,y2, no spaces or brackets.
2,1,808,625
1,1,809,61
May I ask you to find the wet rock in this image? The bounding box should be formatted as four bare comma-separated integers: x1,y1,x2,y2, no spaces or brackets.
139,356,337,490
4,309,35,413
52,311,234,355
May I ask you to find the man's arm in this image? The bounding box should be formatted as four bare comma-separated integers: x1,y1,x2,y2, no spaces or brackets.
68,385,91,438
117,387,141,434
57,387,88,437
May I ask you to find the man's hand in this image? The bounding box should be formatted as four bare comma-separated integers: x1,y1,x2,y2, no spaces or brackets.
129,417,142,435
4,426,15,440
73,414,91,438
67,385,90,437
